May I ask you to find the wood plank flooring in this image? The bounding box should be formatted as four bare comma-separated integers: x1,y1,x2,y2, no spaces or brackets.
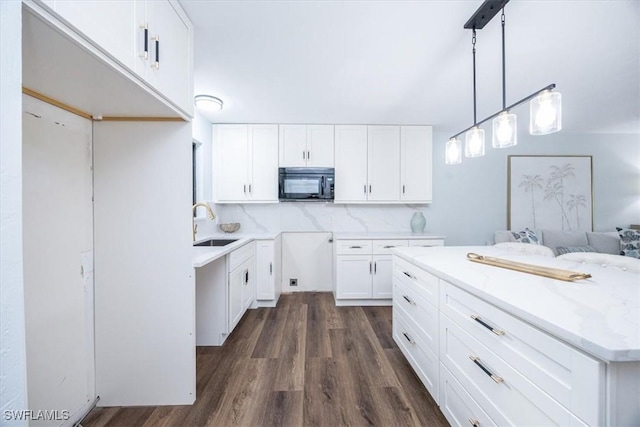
81,293,448,427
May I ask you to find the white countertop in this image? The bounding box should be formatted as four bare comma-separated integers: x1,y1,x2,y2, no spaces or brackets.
192,232,280,268
333,232,446,240
393,246,640,362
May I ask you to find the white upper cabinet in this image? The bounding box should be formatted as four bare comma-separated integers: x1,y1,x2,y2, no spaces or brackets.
335,125,432,204
335,125,368,202
401,126,433,203
213,124,279,203
279,125,334,167
53,1,137,71
47,0,193,116
367,126,400,201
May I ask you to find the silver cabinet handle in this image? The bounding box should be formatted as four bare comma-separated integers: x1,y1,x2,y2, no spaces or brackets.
403,271,415,280
302,151,306,160
363,184,367,194
248,184,252,193
374,262,377,274
269,262,272,275
307,150,310,159
369,261,372,274
151,34,160,69
402,295,415,305
139,23,149,59
471,315,505,336
402,184,406,194
469,355,503,383
402,332,415,345
468,418,480,427
383,245,396,248
243,184,246,194
349,245,362,249
369,184,372,193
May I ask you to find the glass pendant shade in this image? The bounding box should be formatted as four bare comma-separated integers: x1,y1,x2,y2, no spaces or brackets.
530,90,562,135
465,127,485,157
445,138,462,164
492,111,517,148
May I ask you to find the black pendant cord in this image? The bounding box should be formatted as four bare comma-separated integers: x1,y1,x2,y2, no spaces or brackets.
501,6,506,110
472,29,477,125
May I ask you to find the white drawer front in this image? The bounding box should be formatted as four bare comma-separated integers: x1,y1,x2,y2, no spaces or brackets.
409,239,445,247
372,239,408,254
440,314,589,426
335,239,373,255
229,241,255,271
393,257,439,306
440,363,497,427
440,281,603,426
393,309,439,402
393,280,438,355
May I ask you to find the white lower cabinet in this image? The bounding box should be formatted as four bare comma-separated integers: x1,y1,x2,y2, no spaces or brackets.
228,262,245,332
255,236,282,307
335,238,444,305
392,258,606,427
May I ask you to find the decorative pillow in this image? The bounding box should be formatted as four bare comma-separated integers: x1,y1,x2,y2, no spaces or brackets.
511,228,540,245
616,228,640,258
556,246,596,255
494,242,554,257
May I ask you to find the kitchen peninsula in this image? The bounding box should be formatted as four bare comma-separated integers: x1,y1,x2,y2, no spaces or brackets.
392,246,640,426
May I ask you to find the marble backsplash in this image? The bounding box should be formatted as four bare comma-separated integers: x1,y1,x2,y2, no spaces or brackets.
206,202,432,234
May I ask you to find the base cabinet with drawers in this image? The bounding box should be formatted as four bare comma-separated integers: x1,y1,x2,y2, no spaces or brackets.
391,251,640,427
334,236,444,306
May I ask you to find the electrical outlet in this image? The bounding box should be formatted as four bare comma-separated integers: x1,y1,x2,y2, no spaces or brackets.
290,278,298,287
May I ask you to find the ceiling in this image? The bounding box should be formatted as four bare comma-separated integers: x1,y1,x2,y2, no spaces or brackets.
180,0,640,135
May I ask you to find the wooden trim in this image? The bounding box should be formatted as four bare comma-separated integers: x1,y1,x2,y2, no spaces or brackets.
100,117,185,122
22,87,93,120
22,87,186,122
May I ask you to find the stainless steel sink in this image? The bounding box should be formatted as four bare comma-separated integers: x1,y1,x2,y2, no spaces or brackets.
194,239,238,247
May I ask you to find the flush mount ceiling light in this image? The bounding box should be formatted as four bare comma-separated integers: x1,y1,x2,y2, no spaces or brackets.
194,95,223,112
445,0,562,165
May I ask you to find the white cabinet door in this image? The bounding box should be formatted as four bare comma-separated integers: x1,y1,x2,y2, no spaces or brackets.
372,255,393,299
401,126,432,202
229,266,244,331
306,125,334,167
279,125,307,167
53,1,137,71
367,126,400,201
336,255,372,299
334,125,368,202
145,0,191,114
241,257,255,310
256,240,275,300
214,125,248,202
248,125,278,201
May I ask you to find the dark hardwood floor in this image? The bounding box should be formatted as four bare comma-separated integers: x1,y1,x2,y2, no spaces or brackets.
81,292,448,426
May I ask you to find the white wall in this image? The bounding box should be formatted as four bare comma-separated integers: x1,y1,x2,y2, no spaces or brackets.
0,2,29,425
212,131,640,245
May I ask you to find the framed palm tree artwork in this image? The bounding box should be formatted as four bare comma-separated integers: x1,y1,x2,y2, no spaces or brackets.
508,155,593,231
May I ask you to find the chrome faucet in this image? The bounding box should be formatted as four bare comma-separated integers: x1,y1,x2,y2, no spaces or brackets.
192,202,215,241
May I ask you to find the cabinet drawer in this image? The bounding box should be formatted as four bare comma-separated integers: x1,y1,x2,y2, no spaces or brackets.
440,314,589,426
439,363,497,427
393,257,439,306
229,241,255,271
393,280,438,354
409,239,444,247
335,240,372,255
440,281,603,426
393,309,439,402
372,239,408,254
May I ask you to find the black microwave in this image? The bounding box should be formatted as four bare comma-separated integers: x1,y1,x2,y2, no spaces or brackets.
279,167,334,201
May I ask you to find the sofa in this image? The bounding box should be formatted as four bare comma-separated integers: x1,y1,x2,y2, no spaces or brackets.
494,229,621,256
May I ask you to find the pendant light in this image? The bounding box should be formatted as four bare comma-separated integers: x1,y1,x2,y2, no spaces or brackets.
445,138,462,164
492,6,517,148
530,90,562,134
465,29,485,158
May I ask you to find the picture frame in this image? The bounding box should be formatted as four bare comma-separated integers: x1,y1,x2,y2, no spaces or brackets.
507,155,593,231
